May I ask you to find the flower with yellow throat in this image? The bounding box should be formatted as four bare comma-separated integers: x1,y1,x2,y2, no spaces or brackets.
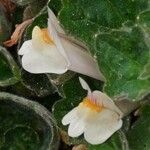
18,8,105,81
62,77,123,145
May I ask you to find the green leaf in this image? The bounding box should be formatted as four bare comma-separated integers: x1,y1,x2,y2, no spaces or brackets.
127,105,150,150
20,69,56,97
1,127,40,150
95,27,150,100
57,0,150,100
0,92,59,150
0,4,12,44
0,46,20,87
48,0,62,16
140,59,150,80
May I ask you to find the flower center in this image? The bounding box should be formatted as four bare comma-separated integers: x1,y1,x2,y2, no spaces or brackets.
80,97,103,112
41,28,54,45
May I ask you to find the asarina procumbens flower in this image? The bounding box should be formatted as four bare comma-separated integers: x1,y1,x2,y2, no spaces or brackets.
62,77,123,145
18,8,105,81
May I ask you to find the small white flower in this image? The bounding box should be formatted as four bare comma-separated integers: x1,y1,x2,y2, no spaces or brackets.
18,8,105,81
62,77,123,145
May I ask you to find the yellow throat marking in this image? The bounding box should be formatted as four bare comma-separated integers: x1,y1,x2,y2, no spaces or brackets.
41,28,54,45
80,97,103,112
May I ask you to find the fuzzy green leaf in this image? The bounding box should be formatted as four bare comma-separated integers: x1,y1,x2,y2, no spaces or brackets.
0,92,59,150
127,105,150,150
58,0,150,100
0,46,20,87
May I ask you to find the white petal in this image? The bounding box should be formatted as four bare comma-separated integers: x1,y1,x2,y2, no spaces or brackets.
18,40,32,55
47,17,70,64
61,37,105,81
32,26,45,49
47,7,65,34
92,91,123,117
79,77,91,95
68,118,85,137
62,107,78,125
21,42,68,74
84,109,122,144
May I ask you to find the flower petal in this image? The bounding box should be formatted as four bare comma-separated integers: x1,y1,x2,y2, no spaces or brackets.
79,77,91,95
92,91,123,117
19,25,69,74
47,7,65,34
32,26,55,50
22,46,67,74
18,40,32,55
62,107,78,125
84,109,122,144
32,26,46,49
68,118,85,137
61,38,105,81
48,16,70,64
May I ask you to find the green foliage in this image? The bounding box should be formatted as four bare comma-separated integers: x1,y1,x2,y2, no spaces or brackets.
48,0,62,15
1,127,40,150
127,105,150,150
58,0,150,100
0,46,20,87
20,69,56,97
0,92,59,150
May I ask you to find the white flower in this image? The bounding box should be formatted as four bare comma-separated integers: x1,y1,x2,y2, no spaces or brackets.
18,8,105,81
62,77,123,145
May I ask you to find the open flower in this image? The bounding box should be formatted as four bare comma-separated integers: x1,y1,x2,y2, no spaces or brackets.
18,8,105,81
62,77,123,145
